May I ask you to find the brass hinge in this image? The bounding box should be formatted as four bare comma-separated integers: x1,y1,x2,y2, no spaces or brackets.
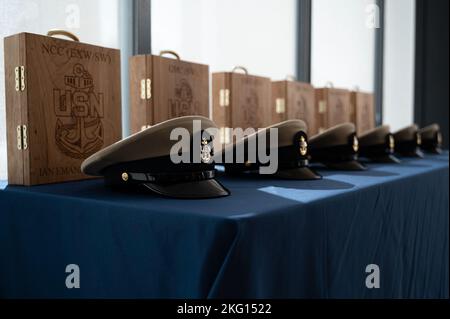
15,66,26,92
318,100,327,114
140,78,151,100
219,89,230,107
275,98,286,114
16,125,28,150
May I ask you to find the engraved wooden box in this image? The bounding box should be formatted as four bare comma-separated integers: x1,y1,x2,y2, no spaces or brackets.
315,86,351,133
350,90,375,135
271,79,317,135
4,31,122,185
212,67,271,144
129,51,209,133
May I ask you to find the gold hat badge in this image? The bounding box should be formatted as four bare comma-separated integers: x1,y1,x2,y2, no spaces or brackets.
299,136,308,156
437,132,443,146
416,133,422,146
389,135,395,152
352,135,359,153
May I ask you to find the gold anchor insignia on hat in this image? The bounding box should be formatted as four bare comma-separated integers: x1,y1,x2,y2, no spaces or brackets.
389,135,395,151
437,132,443,146
299,136,308,156
200,138,212,163
352,135,359,153
416,133,422,146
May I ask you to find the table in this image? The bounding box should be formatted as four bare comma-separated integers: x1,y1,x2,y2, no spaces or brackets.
0,153,448,299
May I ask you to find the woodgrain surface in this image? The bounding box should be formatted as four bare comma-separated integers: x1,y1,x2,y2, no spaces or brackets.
212,72,231,128
129,55,149,133
129,54,209,133
271,81,287,125
287,82,316,135
315,87,351,133
230,72,271,130
351,91,375,135
153,56,209,123
271,80,317,135
212,72,271,130
4,34,24,185
4,32,122,185
314,88,327,133
326,88,351,128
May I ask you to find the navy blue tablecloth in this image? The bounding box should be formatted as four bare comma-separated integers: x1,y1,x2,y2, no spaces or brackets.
0,153,448,299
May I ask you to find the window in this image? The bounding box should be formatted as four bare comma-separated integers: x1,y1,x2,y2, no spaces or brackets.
311,0,376,92
151,0,298,79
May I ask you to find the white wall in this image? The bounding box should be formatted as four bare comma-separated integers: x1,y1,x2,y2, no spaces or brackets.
382,0,416,131
311,0,376,91
0,0,124,180
151,0,297,80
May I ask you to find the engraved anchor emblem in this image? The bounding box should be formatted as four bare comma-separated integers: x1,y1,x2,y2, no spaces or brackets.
244,89,262,128
294,96,307,119
54,64,104,159
170,78,196,117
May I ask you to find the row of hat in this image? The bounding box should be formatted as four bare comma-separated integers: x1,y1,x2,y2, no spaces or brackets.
81,116,443,199
3,31,439,190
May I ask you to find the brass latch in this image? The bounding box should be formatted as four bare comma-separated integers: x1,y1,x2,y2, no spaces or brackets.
275,98,286,114
15,66,26,92
16,125,28,150
219,89,230,107
140,78,151,100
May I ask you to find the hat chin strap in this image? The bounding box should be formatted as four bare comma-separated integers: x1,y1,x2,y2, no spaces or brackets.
309,145,358,163
278,159,310,169
106,170,216,186
128,170,216,184
359,142,394,159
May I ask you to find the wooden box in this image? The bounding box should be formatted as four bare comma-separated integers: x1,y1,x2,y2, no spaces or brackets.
350,91,375,135
212,67,271,144
271,79,317,135
4,31,122,185
315,87,351,133
129,51,209,133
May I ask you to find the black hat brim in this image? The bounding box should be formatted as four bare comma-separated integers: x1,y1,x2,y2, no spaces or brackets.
142,179,230,199
325,160,367,171
371,154,402,164
398,149,424,158
274,167,322,180
423,147,442,155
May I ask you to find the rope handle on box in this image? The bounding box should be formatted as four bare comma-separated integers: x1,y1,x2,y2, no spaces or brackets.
286,75,297,81
325,81,334,88
47,30,80,42
159,50,180,60
232,66,248,75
